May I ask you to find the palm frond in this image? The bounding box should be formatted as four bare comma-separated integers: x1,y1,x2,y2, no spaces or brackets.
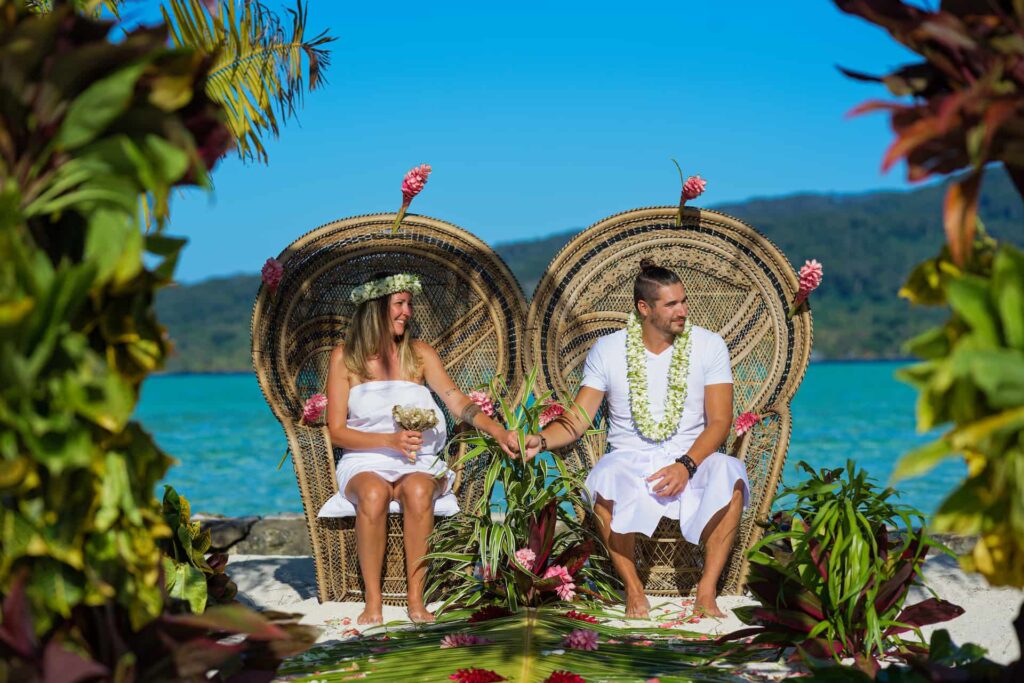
162,0,335,164
278,607,766,682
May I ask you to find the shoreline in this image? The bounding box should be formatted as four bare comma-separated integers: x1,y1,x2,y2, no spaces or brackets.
152,357,919,378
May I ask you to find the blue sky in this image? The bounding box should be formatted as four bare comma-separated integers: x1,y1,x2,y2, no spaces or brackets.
159,1,921,282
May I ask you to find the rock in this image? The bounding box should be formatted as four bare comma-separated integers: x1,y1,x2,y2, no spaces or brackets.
233,514,311,556
197,514,260,552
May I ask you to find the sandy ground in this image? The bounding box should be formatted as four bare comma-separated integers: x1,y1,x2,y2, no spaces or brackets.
229,553,1022,666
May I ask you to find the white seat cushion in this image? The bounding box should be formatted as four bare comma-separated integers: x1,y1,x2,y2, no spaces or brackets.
317,491,460,518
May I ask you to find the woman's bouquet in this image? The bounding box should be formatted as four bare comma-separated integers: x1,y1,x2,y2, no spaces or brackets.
392,405,439,461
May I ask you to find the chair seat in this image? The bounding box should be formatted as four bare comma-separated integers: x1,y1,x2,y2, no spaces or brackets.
317,491,461,517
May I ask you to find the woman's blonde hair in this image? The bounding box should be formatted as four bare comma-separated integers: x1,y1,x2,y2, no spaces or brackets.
343,280,422,382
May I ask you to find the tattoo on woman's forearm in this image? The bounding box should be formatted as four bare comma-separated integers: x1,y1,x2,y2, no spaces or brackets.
460,402,482,424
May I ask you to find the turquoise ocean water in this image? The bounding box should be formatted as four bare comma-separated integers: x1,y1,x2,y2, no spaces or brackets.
138,361,966,517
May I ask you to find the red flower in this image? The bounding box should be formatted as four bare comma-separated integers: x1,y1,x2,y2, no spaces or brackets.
734,411,761,437
564,609,599,624
545,672,585,683
539,400,565,427
449,669,505,683
468,605,513,623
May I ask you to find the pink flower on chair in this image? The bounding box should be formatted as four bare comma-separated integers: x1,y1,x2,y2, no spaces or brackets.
543,565,576,601
672,159,707,226
261,257,284,291
734,411,761,437
682,175,707,201
788,259,823,318
468,390,496,418
538,401,565,428
401,163,432,203
393,163,432,232
302,393,328,424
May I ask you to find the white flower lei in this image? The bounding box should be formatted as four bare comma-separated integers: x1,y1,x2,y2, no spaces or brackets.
625,311,692,442
349,273,423,305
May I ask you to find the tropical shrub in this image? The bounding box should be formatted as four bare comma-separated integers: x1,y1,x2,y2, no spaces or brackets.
835,0,1024,591
161,485,237,613
0,0,230,635
426,370,617,612
0,3,317,678
726,462,962,675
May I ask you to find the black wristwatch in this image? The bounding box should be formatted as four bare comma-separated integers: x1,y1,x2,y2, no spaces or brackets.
674,453,698,478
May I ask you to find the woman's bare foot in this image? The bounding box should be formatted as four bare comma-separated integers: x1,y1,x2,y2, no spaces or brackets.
357,597,384,625
694,584,726,618
407,606,435,623
625,590,651,619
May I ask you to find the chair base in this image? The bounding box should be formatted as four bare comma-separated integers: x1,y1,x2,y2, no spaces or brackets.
319,513,445,606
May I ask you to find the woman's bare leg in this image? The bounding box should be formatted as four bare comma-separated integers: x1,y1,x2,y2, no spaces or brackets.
394,473,441,623
345,472,394,625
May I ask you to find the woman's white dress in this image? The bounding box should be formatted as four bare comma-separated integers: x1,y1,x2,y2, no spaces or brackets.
317,380,460,517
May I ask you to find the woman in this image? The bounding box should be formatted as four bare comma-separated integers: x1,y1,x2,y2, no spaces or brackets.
323,272,512,625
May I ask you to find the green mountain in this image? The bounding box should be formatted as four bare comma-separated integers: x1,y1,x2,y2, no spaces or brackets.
156,171,1022,372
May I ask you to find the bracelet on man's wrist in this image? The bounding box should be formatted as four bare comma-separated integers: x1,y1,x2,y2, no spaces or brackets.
539,434,548,451
674,453,698,478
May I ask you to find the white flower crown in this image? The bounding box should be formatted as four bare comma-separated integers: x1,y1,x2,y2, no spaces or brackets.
349,273,423,305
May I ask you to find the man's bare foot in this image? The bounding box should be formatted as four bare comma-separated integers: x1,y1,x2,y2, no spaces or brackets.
407,606,435,623
624,590,651,619
357,598,384,625
694,585,726,618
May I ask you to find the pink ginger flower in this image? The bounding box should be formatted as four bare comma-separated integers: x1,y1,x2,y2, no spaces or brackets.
302,393,328,424
681,175,707,201
734,411,761,437
538,401,565,428
672,160,707,226
543,565,576,601
562,628,598,651
440,633,492,648
789,259,824,317
468,390,496,418
798,259,824,297
401,163,432,202
514,547,537,569
393,164,432,232
261,257,283,291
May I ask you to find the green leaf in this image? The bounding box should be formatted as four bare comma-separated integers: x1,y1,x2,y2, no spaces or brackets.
55,60,149,150
947,276,1000,346
992,245,1024,351
891,438,957,482
166,558,208,613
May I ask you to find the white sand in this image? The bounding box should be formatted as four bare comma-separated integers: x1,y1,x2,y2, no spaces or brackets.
228,553,1022,666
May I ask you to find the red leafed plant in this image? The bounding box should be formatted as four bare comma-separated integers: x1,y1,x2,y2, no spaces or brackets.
426,371,617,613
722,462,962,675
834,0,1024,267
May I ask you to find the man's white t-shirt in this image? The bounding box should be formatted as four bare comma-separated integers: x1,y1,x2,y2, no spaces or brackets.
580,325,732,455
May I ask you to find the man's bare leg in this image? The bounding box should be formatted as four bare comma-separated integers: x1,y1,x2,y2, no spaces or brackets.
394,473,439,623
694,482,745,618
594,496,650,619
345,472,393,625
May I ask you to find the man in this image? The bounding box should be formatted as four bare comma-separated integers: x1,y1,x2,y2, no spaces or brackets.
513,259,749,618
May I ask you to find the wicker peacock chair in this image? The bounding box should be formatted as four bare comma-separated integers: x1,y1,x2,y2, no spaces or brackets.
525,206,813,596
251,214,527,604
